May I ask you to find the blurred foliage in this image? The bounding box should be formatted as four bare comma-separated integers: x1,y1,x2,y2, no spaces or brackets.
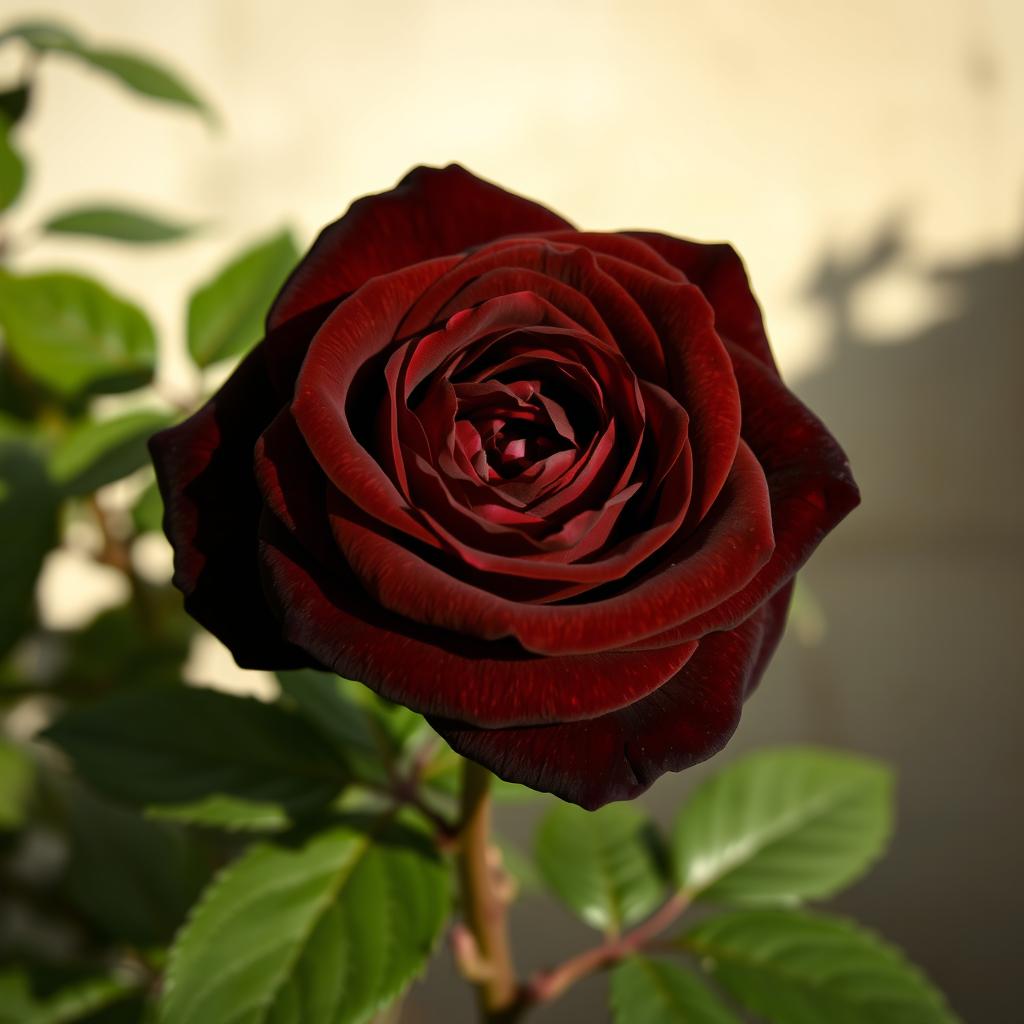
0,272,157,399
43,206,197,245
0,15,958,1024
0,20,212,122
187,229,299,367
0,16,313,1021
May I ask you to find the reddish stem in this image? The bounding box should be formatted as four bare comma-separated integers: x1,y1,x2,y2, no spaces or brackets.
523,889,693,1006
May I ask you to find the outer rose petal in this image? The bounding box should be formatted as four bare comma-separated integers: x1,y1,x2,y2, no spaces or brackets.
624,231,777,371
291,255,464,552
590,252,741,520
269,164,573,328
430,584,794,809
328,442,774,656
149,341,312,669
745,581,795,697
257,509,701,727
624,344,859,650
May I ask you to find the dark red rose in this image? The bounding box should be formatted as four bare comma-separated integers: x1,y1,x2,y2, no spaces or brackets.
151,165,858,809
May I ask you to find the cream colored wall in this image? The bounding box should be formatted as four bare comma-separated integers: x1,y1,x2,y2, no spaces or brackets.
2,1,1021,1019
6,0,1021,374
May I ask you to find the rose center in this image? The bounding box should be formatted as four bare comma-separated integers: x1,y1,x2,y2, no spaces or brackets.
474,412,568,480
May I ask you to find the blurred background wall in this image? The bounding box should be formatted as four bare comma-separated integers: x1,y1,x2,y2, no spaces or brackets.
2,0,1021,1019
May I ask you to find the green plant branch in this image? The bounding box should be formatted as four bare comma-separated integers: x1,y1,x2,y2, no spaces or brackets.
357,732,459,840
87,493,156,632
381,768,458,841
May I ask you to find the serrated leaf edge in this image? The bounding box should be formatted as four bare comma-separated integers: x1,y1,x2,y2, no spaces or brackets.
682,909,959,1022
161,828,373,1023
678,750,892,899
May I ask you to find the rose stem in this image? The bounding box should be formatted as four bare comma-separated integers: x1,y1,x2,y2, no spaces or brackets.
456,759,519,1021
521,888,692,1006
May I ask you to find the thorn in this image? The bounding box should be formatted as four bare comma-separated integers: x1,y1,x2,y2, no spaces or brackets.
451,923,494,983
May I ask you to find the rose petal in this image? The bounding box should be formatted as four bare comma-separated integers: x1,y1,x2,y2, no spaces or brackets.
149,343,309,669
327,441,774,655
262,299,342,400
399,241,668,383
744,580,794,697
429,584,793,809
291,255,461,551
435,266,616,345
257,509,701,727
387,321,621,555
383,383,690,601
624,344,859,650
593,251,741,520
624,231,778,371
269,164,572,328
253,409,335,562
536,230,687,280
396,297,586,399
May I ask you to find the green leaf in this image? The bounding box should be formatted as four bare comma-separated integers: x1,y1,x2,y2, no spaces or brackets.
146,794,290,833
610,957,741,1024
53,589,194,694
0,967,143,1024
49,409,173,495
278,669,429,779
358,684,425,754
0,970,35,1024
187,231,299,367
0,739,33,829
339,677,427,757
684,908,959,1024
535,802,665,935
26,972,140,1024
0,271,156,398
0,21,212,122
420,745,462,797
0,21,80,52
0,351,42,422
0,436,60,657
276,670,381,766
0,84,30,125
131,476,164,533
161,818,450,1024
44,205,196,244
45,686,348,816
0,115,26,212
65,784,207,945
492,777,546,802
422,745,541,803
672,747,892,905
72,48,212,120
0,411,35,438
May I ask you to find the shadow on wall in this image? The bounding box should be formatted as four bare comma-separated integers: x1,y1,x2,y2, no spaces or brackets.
768,215,1024,1024
799,209,1024,546
405,220,1024,1023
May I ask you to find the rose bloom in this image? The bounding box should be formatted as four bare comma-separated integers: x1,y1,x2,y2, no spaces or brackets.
151,165,858,809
